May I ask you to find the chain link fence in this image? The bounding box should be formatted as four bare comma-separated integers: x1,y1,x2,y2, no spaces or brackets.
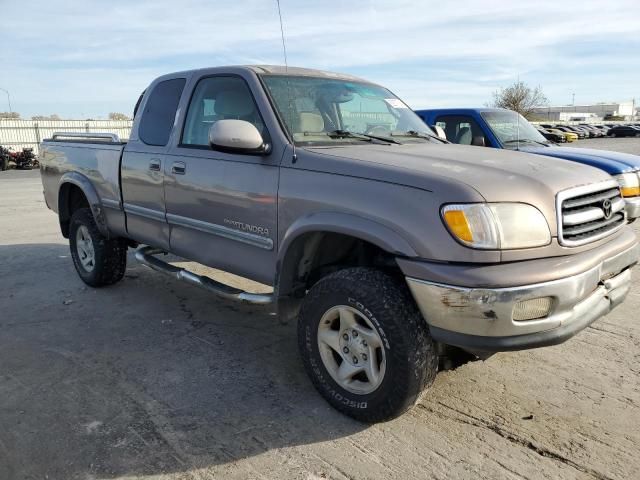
0,120,133,154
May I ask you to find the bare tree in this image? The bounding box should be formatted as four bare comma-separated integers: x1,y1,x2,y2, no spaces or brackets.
490,81,549,119
0,111,20,119
31,114,61,120
108,112,130,121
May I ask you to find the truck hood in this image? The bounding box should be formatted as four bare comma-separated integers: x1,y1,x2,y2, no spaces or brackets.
304,142,610,203
520,146,640,175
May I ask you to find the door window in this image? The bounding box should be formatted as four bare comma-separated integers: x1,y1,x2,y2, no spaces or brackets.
434,115,484,145
181,76,266,147
139,78,186,146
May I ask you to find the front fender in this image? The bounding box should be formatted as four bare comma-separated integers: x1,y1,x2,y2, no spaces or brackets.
58,172,109,237
278,211,418,262
274,212,418,323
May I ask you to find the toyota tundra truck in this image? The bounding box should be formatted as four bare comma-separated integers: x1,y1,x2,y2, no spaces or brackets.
39,66,639,422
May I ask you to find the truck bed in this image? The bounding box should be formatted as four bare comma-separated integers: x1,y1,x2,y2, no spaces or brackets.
40,132,126,232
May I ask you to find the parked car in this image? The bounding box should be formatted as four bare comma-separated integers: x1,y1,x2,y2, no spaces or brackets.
608,125,640,137
415,108,640,220
579,125,605,137
548,128,578,142
562,126,590,139
40,67,639,423
536,126,566,143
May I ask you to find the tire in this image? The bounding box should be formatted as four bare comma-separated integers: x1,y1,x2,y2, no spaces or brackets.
0,158,7,171
298,267,438,423
69,208,128,287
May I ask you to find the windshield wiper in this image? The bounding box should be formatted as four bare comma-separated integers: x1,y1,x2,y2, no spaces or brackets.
503,139,548,147
391,130,445,143
309,129,401,144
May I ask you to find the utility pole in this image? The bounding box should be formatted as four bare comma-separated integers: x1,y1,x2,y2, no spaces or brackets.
572,92,575,107
0,87,12,114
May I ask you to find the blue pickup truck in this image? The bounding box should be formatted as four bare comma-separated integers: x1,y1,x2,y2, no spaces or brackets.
415,108,640,220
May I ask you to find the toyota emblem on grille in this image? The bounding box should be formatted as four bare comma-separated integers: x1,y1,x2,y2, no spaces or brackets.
602,199,613,220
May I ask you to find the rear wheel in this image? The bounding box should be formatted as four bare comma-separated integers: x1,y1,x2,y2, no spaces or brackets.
69,208,128,287
298,268,438,422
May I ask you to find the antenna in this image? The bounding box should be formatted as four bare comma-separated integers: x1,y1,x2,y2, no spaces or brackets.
276,0,288,71
275,0,296,161
516,75,520,150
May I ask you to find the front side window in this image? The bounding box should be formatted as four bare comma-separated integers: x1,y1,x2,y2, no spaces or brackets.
182,76,266,147
139,78,185,146
481,111,549,149
261,75,434,145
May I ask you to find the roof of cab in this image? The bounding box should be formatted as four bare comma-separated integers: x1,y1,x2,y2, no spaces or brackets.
414,107,510,114
159,65,374,84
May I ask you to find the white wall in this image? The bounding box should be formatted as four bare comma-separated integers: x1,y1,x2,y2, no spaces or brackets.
0,120,133,154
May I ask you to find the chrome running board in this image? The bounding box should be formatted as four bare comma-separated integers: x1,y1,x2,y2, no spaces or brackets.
134,245,274,305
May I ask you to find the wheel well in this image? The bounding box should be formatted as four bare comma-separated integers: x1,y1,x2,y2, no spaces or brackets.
59,183,89,238
277,232,402,301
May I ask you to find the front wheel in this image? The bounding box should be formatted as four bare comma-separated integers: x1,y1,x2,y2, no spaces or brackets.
69,208,128,287
298,268,438,422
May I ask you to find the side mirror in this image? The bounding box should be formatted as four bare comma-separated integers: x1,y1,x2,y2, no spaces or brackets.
472,135,486,147
209,119,271,155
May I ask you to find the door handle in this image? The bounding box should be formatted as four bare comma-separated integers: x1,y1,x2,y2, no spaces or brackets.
172,161,186,175
149,159,161,172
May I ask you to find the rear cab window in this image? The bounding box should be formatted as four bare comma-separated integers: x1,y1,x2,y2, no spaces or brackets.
139,78,186,146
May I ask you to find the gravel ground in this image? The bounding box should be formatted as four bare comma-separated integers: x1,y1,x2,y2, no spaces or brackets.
1,156,639,479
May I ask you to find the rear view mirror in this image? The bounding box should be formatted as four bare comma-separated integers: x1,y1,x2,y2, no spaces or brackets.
472,136,486,147
209,120,271,155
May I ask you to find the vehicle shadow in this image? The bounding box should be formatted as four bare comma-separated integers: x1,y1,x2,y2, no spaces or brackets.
0,243,367,479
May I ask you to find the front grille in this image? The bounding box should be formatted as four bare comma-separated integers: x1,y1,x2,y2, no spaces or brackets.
558,181,626,247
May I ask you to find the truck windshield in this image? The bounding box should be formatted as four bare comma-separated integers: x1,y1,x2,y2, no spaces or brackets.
481,111,550,148
261,75,435,146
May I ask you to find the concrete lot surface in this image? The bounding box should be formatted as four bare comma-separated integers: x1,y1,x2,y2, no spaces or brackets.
1,154,639,479
565,137,639,155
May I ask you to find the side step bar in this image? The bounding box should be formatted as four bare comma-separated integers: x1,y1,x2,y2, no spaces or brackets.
134,246,274,305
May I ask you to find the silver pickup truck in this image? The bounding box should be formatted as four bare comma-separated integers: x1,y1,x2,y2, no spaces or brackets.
40,66,639,422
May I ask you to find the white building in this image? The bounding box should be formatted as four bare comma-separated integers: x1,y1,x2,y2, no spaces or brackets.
533,101,636,121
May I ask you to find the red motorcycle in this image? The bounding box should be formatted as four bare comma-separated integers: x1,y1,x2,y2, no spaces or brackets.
4,147,37,170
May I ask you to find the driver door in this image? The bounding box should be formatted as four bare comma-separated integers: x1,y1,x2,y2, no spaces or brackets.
163,74,280,285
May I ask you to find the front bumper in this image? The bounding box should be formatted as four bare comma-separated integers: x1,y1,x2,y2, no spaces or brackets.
405,242,639,352
625,197,640,220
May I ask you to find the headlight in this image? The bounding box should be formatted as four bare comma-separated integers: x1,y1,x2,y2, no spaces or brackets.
615,172,640,197
442,203,551,249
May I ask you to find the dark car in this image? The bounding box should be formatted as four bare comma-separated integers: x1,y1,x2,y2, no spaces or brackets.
579,125,605,137
536,126,566,143
608,126,640,137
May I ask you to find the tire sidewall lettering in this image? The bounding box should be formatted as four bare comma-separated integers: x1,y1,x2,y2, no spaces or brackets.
347,297,391,350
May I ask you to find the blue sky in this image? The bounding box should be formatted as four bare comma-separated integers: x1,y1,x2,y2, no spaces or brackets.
1,0,638,119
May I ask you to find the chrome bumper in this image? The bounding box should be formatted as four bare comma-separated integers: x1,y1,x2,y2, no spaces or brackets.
406,243,639,351
625,197,640,220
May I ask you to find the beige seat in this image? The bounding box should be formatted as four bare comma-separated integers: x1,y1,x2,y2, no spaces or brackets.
298,112,325,133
